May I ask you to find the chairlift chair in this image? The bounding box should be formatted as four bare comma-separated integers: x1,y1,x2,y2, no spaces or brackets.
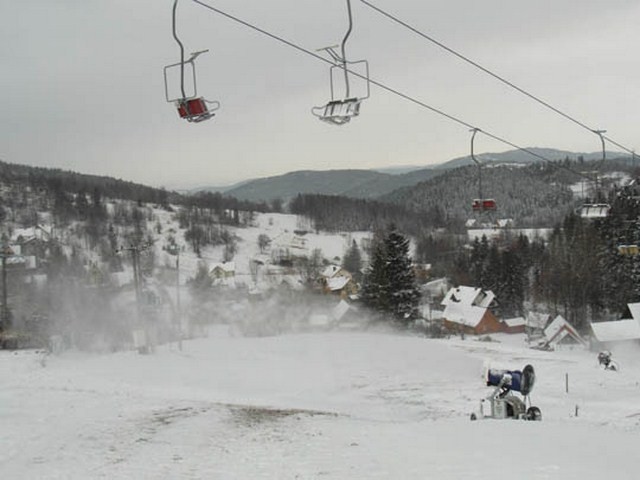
617,244,639,256
577,202,611,219
312,0,370,125
164,0,219,123
469,129,498,213
579,130,611,218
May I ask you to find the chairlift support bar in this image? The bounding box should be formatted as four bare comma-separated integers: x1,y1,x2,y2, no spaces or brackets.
593,129,607,198
341,0,354,98
470,128,482,200
172,0,187,101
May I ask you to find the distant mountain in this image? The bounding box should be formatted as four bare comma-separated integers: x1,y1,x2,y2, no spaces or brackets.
370,165,426,175
189,148,632,204
435,148,624,170
221,168,442,203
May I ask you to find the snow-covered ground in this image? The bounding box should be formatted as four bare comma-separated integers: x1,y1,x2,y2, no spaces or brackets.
3,329,639,479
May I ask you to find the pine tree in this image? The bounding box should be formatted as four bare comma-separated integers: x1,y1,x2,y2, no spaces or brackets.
362,227,420,325
342,240,363,282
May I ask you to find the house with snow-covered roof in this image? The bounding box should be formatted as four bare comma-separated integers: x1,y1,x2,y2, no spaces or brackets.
319,265,357,298
503,317,526,334
525,311,550,340
590,302,640,346
542,315,586,349
441,286,503,335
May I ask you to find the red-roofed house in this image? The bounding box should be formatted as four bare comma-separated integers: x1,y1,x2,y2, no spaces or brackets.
441,286,503,335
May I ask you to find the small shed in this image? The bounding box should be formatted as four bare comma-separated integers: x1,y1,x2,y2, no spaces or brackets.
502,317,526,334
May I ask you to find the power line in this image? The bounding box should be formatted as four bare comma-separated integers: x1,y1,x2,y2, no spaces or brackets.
358,0,636,157
190,0,590,180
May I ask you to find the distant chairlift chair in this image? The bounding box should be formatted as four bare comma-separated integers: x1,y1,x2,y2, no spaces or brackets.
578,130,610,219
469,129,498,214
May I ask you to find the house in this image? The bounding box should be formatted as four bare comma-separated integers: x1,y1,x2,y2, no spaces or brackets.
590,302,640,347
543,315,586,349
210,262,235,279
441,286,503,335
319,265,358,299
525,311,550,340
503,317,526,334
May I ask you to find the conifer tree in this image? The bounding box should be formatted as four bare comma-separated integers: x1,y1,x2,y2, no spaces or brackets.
342,240,363,282
362,227,420,325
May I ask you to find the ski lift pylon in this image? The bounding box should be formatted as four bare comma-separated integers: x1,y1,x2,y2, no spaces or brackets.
164,0,219,123
312,0,370,125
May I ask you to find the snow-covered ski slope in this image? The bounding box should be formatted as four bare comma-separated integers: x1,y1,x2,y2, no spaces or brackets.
2,329,640,479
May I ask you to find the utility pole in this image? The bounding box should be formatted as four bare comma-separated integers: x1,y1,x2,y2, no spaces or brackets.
176,247,182,350
0,244,17,334
117,242,152,353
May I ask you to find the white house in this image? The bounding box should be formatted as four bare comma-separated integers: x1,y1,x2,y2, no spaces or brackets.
591,302,640,344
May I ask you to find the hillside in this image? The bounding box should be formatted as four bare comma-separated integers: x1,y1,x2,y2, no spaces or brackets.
193,148,631,204
222,168,441,203
381,160,633,228
434,147,627,170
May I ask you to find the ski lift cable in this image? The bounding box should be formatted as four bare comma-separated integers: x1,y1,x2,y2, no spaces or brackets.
189,0,591,181
357,0,637,158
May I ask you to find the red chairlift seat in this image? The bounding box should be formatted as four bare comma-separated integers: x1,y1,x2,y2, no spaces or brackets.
472,199,497,212
176,97,218,123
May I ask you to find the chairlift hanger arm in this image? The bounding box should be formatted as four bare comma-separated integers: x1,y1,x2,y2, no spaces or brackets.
172,0,187,100
341,0,354,98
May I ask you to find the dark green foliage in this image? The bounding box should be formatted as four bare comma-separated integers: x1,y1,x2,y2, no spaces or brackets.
342,240,363,282
362,227,420,324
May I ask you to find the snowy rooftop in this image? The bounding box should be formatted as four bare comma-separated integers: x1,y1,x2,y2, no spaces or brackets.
544,315,585,345
327,276,350,292
441,286,495,328
591,320,640,342
503,317,526,327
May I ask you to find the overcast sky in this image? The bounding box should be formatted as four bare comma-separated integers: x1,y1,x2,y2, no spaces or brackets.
2,0,639,189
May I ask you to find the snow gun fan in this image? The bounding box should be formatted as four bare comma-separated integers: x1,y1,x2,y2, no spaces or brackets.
164,0,220,123
470,364,541,421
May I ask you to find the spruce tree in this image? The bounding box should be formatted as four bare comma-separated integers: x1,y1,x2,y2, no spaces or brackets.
362,227,420,325
342,240,363,282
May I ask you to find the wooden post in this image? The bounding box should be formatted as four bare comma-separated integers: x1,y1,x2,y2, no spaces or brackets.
565,373,569,394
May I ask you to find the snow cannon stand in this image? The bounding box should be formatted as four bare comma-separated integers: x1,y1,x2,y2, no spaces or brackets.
470,364,541,421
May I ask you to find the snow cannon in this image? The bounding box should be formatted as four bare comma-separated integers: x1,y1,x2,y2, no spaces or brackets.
597,351,619,371
471,364,541,421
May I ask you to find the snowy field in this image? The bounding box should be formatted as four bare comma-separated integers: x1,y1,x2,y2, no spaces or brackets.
2,329,640,479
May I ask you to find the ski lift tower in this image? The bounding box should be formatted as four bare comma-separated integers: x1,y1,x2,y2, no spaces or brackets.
312,0,370,125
